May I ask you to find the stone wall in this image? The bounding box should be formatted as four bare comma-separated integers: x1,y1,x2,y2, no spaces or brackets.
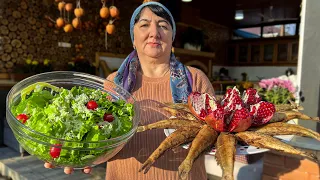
0,0,139,73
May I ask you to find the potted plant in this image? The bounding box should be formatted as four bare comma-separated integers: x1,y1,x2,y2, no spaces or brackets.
257,78,296,105
10,58,54,81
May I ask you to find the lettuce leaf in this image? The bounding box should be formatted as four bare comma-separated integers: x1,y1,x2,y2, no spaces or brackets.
11,83,134,166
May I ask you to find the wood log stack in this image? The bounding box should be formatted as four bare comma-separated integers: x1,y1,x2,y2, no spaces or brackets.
0,0,135,73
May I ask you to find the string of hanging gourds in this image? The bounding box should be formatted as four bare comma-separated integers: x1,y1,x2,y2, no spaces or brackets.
54,0,119,36
56,0,80,32
100,0,120,49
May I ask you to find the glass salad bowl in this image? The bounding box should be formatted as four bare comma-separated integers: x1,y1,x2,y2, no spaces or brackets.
6,71,139,168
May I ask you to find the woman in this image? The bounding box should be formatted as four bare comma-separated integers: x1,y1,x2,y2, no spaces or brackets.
45,2,214,179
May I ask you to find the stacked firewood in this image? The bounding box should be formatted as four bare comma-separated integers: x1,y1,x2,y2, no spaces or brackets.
0,0,133,73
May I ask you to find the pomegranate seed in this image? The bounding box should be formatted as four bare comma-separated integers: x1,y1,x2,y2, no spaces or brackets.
199,109,207,118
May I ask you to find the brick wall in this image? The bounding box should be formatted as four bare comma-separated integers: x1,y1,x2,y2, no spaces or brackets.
262,151,320,180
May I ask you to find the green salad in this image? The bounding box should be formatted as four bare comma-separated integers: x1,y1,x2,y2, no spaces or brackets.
10,82,134,167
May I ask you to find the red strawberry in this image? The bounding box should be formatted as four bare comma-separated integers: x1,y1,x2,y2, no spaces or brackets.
250,101,275,126
242,88,261,107
228,107,252,132
205,107,227,132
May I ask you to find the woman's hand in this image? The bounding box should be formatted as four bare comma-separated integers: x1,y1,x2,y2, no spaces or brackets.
43,162,92,174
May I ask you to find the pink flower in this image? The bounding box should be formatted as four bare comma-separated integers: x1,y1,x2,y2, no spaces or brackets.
278,80,286,89
272,78,280,85
260,78,296,93
259,82,267,88
283,80,296,93
260,79,274,89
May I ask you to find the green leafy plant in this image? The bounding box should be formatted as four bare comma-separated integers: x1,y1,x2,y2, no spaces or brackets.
14,58,54,74
258,78,296,105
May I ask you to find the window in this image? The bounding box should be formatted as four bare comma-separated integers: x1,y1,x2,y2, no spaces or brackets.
233,27,260,39
285,24,296,36
239,27,261,36
234,23,297,39
263,25,282,38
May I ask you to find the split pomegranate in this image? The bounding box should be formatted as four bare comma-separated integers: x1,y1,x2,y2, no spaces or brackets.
188,92,217,121
242,88,261,107
250,101,276,126
50,144,62,158
205,107,227,132
228,107,252,132
188,86,275,132
221,87,243,112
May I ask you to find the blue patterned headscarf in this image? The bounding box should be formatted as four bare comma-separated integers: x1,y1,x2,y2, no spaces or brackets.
114,2,192,103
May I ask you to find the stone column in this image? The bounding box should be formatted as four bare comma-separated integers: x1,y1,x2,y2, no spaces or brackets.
296,0,320,131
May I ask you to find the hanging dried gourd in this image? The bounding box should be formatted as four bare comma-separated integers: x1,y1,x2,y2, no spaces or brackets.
56,17,65,28
106,20,115,34
56,1,67,29
57,1,66,25
71,0,83,30
74,8,84,17
109,6,119,18
65,3,73,25
100,7,109,18
102,0,120,50
65,3,73,12
72,18,81,29
58,2,65,11
100,0,109,19
64,24,73,33
74,0,84,18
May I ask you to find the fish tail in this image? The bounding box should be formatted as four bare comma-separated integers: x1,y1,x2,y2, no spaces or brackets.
221,174,234,180
137,126,145,132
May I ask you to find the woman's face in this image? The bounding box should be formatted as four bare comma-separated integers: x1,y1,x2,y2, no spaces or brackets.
133,8,173,59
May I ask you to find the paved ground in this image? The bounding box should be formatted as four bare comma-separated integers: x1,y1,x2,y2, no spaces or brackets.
0,147,106,180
